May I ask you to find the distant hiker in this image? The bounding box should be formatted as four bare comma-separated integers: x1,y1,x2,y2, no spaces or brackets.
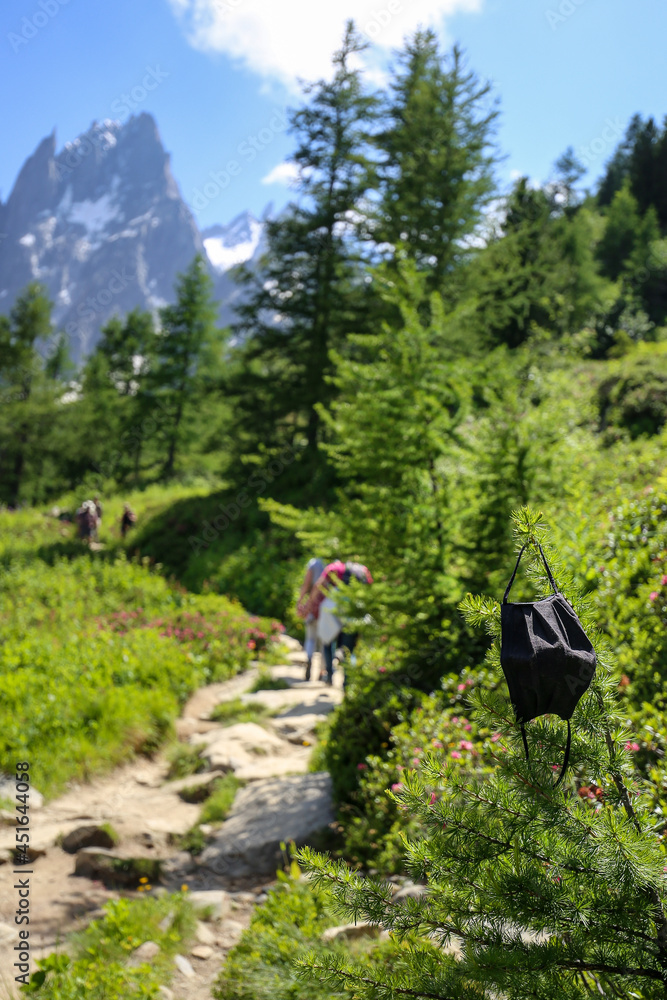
76,500,97,545
120,503,137,539
310,561,373,686
93,496,103,540
297,557,325,681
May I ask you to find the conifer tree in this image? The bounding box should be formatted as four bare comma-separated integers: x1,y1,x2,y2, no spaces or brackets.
298,509,667,999
95,308,157,483
375,33,498,299
151,254,220,479
0,283,54,505
266,266,470,667
226,22,379,500
471,178,606,348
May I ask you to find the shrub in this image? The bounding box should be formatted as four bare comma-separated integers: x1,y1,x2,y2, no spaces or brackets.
20,893,195,998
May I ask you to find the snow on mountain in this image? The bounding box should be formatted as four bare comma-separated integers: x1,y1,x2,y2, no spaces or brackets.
0,115,267,360
202,213,264,272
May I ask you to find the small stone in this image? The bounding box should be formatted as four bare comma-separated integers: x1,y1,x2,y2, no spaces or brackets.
191,945,214,960
174,953,195,977
199,823,214,836
195,921,216,945
158,988,174,1000
255,893,268,904
321,922,380,943
128,940,160,965
61,825,115,854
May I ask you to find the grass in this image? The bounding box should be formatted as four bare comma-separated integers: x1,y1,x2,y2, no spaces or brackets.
166,742,207,780
249,670,291,692
22,892,197,999
175,773,243,855
199,773,242,824
0,504,284,798
209,696,274,725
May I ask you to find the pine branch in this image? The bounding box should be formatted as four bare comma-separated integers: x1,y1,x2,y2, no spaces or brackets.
306,964,456,1000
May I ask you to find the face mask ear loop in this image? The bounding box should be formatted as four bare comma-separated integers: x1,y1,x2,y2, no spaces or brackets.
504,544,528,603
554,720,572,789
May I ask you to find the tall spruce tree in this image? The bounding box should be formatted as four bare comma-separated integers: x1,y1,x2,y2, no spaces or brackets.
226,22,379,501
96,308,157,484
265,266,471,670
298,509,667,999
152,255,220,479
375,33,499,299
0,283,54,505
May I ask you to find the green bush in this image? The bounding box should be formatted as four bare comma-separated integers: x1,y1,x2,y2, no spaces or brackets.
598,347,667,438
20,893,195,998
0,508,284,797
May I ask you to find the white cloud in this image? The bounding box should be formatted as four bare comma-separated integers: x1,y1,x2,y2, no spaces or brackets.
261,161,300,186
166,0,483,89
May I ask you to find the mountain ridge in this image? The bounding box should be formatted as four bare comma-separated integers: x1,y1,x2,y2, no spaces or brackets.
0,113,266,361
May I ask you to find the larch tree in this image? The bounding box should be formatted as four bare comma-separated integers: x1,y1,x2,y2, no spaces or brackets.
298,509,667,999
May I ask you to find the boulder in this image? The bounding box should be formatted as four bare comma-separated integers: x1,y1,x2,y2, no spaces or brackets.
193,722,286,773
61,825,116,854
199,772,335,879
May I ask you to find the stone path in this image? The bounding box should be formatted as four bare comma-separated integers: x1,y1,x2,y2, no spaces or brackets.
0,644,343,1000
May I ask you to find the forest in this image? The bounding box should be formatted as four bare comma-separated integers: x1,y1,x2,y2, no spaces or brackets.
4,21,667,999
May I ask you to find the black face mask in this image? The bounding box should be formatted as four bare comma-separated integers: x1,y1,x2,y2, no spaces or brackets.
500,543,596,786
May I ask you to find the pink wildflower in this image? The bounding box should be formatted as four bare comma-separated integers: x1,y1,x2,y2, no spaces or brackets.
451,751,462,759
464,724,472,732
391,783,403,792
412,758,420,767
650,591,659,601
378,666,387,673
357,763,368,771
452,717,459,724
490,733,501,743
662,575,667,586
432,740,443,749
460,740,474,751
457,683,466,692
625,741,640,752
429,793,437,805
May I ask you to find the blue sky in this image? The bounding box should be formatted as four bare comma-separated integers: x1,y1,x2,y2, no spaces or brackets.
1,0,665,230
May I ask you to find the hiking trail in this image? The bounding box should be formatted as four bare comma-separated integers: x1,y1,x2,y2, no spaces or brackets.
0,640,343,1000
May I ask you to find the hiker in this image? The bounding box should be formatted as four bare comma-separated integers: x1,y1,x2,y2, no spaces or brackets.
297,557,325,681
92,496,103,540
310,561,373,686
120,503,137,538
75,500,97,545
